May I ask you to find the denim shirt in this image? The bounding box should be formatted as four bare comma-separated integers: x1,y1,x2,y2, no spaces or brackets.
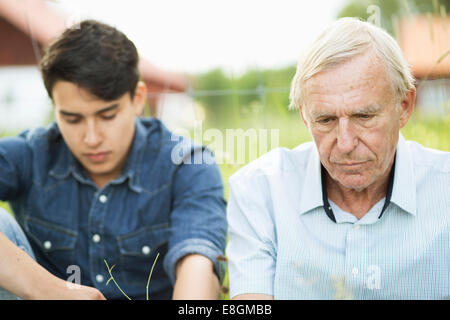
0,118,227,300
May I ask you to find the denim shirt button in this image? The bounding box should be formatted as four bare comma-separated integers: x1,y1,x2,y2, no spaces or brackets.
99,195,108,203
92,234,101,243
141,245,151,255
43,241,52,250
95,274,104,283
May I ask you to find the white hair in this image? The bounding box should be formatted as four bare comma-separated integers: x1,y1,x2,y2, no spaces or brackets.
289,17,415,110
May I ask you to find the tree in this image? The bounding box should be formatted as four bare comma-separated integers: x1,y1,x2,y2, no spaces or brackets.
338,0,450,35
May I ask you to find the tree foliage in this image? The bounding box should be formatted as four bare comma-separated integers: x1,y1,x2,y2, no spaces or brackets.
190,65,296,126
338,0,450,34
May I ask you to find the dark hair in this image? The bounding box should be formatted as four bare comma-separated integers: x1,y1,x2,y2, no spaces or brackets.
40,20,140,101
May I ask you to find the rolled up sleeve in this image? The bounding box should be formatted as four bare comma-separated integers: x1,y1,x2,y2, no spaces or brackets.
163,147,227,285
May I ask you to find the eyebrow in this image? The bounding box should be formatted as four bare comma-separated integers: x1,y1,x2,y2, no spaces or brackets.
352,104,381,114
310,110,333,119
310,104,381,119
59,103,120,117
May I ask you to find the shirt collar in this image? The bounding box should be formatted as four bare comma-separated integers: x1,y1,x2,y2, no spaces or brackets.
48,122,77,181
49,119,157,193
390,133,417,216
298,133,417,220
110,118,148,193
298,143,324,215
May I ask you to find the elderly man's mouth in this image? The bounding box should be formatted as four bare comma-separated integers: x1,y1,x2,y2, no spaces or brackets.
334,161,369,169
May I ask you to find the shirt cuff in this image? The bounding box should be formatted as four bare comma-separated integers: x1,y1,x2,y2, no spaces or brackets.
163,238,226,286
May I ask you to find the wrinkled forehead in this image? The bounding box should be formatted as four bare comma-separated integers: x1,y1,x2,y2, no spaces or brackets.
302,52,395,115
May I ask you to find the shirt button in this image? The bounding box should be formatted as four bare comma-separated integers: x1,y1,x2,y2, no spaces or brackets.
43,241,52,250
352,267,359,276
99,195,108,203
92,234,101,243
354,224,360,230
95,274,104,283
141,245,151,255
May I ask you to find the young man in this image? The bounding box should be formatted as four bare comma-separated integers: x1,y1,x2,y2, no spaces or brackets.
0,20,227,300
226,18,450,299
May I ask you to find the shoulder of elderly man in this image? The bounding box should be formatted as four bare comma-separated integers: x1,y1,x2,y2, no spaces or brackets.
229,138,450,198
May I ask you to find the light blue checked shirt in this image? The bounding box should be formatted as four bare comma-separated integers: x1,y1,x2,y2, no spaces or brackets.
226,134,450,299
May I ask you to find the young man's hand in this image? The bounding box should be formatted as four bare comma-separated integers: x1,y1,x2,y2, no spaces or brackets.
30,281,106,300
0,232,106,300
61,285,106,300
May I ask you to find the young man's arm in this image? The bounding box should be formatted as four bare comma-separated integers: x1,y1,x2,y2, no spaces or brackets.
0,232,105,300
165,146,227,300
172,254,220,299
0,136,104,299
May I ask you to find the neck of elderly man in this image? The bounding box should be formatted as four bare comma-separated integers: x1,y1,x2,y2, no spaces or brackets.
300,50,415,220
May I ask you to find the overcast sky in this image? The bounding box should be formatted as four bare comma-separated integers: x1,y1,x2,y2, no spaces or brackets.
0,1,350,130
48,0,348,74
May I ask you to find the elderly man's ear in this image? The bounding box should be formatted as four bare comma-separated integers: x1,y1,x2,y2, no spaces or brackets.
398,88,416,129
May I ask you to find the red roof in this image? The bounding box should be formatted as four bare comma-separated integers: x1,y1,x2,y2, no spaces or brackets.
398,15,450,79
0,0,187,92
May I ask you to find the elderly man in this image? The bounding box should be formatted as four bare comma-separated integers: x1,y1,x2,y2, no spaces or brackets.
226,17,450,300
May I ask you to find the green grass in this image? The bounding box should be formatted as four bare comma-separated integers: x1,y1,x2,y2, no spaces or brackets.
401,113,450,151
1,112,448,300
0,201,11,214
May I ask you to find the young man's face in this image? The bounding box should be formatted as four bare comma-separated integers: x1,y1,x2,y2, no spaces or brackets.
52,81,146,188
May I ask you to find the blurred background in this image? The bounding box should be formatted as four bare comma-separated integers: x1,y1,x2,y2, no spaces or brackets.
0,0,449,298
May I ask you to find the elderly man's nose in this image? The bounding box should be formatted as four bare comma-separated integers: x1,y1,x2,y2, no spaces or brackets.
336,119,357,153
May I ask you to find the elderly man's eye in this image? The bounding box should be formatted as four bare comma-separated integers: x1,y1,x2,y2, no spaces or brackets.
357,114,374,120
317,118,333,124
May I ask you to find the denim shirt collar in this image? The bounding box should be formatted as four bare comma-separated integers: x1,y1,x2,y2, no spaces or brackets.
298,133,417,218
49,119,160,193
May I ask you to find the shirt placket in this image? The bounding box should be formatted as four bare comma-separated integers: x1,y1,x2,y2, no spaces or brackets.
344,223,367,299
89,188,111,287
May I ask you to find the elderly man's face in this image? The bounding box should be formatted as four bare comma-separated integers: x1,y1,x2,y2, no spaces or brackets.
302,51,414,191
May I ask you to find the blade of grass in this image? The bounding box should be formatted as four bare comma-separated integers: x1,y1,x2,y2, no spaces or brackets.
146,253,160,300
104,259,132,300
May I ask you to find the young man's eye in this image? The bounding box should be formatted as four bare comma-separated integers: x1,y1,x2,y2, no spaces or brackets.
101,114,116,120
65,118,81,124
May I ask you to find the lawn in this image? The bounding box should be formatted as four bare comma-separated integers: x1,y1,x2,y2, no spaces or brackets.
0,112,449,300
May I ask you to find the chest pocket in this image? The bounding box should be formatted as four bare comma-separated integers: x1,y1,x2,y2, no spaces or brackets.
24,216,77,275
117,223,171,286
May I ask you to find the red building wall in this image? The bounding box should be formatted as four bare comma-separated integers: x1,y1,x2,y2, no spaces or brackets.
0,17,41,66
